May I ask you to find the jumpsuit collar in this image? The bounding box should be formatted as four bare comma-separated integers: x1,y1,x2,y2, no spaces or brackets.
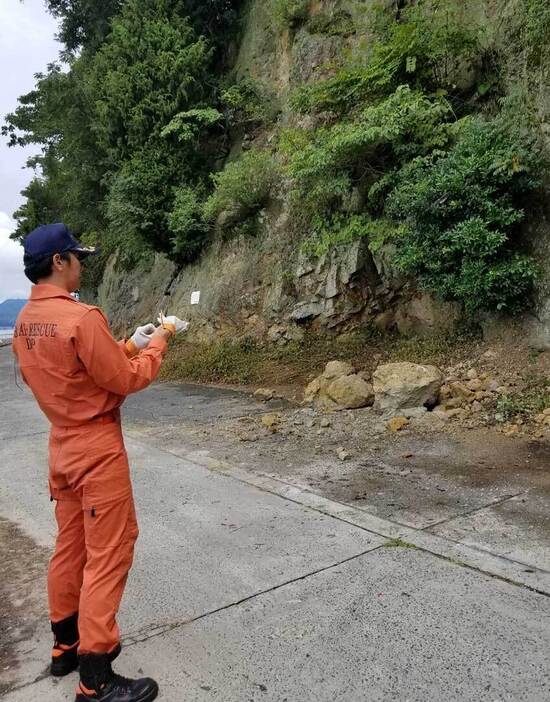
30,284,75,301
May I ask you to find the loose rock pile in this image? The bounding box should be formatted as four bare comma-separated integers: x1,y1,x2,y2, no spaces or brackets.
303,359,512,433
434,366,507,419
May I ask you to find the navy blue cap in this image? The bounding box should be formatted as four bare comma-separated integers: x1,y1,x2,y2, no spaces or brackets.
23,223,99,264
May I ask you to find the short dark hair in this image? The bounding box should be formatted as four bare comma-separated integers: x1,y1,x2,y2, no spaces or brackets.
24,252,71,284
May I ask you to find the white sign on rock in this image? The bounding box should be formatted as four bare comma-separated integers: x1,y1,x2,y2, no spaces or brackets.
190,291,201,305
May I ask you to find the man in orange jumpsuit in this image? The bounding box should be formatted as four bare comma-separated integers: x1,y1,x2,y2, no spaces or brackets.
12,223,187,702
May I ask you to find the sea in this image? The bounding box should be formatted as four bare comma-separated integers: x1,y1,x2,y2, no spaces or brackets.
0,327,14,345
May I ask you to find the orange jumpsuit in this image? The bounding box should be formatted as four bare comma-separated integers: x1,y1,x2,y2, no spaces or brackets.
12,284,168,654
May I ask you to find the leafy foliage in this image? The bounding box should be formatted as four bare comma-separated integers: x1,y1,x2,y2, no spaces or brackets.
46,0,242,53
5,0,234,265
45,0,122,52
89,3,211,165
286,87,452,221
220,77,273,128
290,97,542,312
306,10,355,37
168,184,210,260
281,1,542,315
160,108,222,143
3,60,106,237
387,114,540,312
204,150,279,222
292,0,480,114
514,0,550,67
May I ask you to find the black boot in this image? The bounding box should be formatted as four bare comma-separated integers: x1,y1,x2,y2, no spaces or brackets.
51,613,79,676
75,653,158,702
50,614,122,677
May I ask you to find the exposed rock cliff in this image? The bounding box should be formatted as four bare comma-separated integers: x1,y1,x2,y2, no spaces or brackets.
93,0,550,348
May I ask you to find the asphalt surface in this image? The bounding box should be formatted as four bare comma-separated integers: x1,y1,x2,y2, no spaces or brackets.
1,347,549,701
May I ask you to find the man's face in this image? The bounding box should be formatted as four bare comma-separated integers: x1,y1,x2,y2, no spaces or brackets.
66,252,83,292
51,252,82,292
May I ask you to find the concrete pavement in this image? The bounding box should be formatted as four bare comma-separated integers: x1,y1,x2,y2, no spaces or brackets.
1,347,549,701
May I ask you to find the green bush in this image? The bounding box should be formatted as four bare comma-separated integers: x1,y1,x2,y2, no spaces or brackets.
168,184,209,260
220,77,272,127
272,0,309,30
387,114,541,313
204,149,279,223
104,146,181,256
496,388,550,420
286,86,452,222
303,215,402,258
306,10,354,37
160,108,221,143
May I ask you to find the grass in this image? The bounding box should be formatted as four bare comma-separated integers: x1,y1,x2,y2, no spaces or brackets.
496,384,550,420
160,324,482,389
384,538,418,549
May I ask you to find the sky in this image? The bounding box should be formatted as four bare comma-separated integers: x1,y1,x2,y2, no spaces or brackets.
0,0,61,302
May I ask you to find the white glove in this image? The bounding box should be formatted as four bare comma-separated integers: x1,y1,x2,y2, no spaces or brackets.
126,323,156,355
158,312,190,335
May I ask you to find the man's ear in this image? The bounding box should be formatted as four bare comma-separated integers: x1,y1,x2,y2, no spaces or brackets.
52,253,66,271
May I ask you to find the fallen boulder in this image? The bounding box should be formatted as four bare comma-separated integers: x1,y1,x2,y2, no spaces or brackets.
387,416,409,432
373,362,443,412
254,388,275,401
326,374,374,410
323,360,354,379
304,360,374,410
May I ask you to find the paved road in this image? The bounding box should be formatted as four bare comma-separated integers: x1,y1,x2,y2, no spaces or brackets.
1,347,549,701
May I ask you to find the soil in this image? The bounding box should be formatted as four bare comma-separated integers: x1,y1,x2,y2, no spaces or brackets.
126,379,550,539
0,517,49,694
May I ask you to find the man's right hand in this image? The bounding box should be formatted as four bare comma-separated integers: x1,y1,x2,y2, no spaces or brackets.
158,312,190,335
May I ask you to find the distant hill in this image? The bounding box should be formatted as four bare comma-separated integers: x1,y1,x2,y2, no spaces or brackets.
0,299,27,327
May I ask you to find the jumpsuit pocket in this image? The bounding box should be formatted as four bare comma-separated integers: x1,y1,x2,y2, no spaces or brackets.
83,496,138,550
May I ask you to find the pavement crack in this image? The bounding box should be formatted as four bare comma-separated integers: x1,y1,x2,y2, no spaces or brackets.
121,544,386,649
0,670,50,698
422,491,528,531
126,433,550,598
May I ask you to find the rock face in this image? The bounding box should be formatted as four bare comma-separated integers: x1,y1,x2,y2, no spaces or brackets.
395,293,462,337
373,362,444,412
305,361,374,410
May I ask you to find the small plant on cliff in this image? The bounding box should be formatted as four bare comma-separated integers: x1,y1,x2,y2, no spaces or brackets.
306,10,355,37
272,0,309,30
509,0,550,67
204,149,279,225
220,77,274,128
302,215,402,258
387,112,541,313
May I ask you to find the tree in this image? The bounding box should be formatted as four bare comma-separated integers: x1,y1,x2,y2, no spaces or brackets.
46,0,122,52
3,58,107,240
5,0,228,263
45,0,242,54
